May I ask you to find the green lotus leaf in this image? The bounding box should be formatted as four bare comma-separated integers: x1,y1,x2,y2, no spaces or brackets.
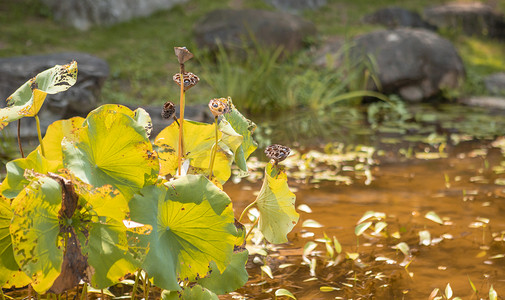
62,108,159,199
256,163,299,244
10,176,65,294
38,117,85,162
0,196,31,288
74,182,138,288
86,104,153,139
198,249,249,294
161,284,219,300
0,149,62,199
0,61,78,130
223,99,257,172
154,120,236,184
129,175,236,290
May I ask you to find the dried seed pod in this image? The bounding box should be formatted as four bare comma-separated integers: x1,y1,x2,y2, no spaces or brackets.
173,72,199,91
162,101,176,119
174,47,194,64
208,98,230,117
265,144,291,163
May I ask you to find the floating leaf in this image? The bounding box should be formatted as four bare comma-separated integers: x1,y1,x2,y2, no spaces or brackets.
297,204,312,213
374,221,388,234
395,242,410,256
275,288,297,299
0,197,31,288
129,176,236,290
62,108,159,199
489,285,498,300
355,222,372,236
303,241,317,257
468,276,477,293
333,237,342,254
425,211,444,225
0,149,62,199
445,283,453,299
357,211,385,224
256,163,299,244
0,61,77,129
198,250,249,295
302,219,323,228
419,230,431,246
320,286,339,292
261,265,273,279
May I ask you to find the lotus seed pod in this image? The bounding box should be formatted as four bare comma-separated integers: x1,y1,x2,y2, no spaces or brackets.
208,98,230,117
173,72,199,91
162,101,176,119
265,144,291,163
174,47,194,64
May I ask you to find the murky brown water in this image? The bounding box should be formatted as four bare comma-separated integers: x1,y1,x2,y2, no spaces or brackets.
226,142,505,299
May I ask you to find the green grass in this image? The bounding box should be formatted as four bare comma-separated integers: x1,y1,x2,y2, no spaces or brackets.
0,0,503,112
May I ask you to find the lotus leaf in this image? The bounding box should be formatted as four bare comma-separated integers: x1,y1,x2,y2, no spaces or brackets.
223,99,257,171
0,61,77,129
162,284,219,300
62,108,159,199
154,120,237,184
129,175,236,290
0,149,62,199
256,163,299,244
198,249,249,294
0,197,31,288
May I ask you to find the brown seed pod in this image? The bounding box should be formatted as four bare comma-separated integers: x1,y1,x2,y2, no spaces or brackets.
174,47,194,64
162,101,176,119
208,98,230,117
265,144,291,163
173,72,199,91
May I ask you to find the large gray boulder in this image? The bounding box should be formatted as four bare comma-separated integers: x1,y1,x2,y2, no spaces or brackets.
424,2,505,39
315,29,465,102
263,0,327,14
0,52,109,138
194,9,317,52
363,7,436,30
41,0,188,31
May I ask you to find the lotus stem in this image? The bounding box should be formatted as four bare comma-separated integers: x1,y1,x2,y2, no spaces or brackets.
208,116,219,179
17,119,24,158
35,115,45,157
177,70,185,176
131,269,141,300
245,216,260,241
143,272,150,299
0,289,5,300
238,200,257,223
80,283,87,300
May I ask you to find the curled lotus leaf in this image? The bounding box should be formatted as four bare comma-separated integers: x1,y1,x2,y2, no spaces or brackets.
86,104,153,139
129,175,237,291
62,107,159,199
256,163,299,244
0,196,31,288
222,98,257,172
0,61,78,130
38,117,85,163
154,120,240,184
0,149,62,199
10,176,65,294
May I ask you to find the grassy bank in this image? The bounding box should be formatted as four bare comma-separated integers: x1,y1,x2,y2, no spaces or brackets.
0,0,504,113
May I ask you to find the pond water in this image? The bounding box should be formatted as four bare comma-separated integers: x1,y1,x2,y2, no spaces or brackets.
225,103,505,299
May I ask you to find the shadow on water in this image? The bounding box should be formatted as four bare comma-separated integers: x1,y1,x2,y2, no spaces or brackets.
226,103,505,299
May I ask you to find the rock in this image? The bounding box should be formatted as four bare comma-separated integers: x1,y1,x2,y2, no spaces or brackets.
484,72,505,96
194,9,317,52
263,0,327,14
0,52,109,138
458,96,505,109
363,7,437,30
424,2,505,39
315,29,465,102
40,0,188,31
